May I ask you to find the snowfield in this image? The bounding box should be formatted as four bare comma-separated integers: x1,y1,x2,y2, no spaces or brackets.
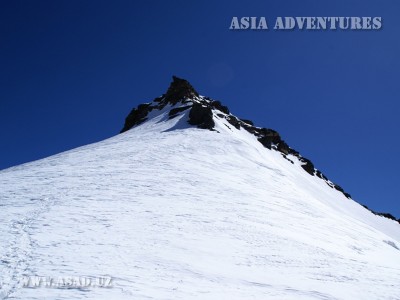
1,105,399,299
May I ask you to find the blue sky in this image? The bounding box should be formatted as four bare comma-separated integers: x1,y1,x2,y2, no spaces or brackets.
1,0,399,217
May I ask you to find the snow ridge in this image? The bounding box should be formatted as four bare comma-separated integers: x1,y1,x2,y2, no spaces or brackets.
121,76,393,215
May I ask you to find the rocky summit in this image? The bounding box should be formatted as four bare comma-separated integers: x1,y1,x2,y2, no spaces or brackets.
121,77,350,195
121,76,399,223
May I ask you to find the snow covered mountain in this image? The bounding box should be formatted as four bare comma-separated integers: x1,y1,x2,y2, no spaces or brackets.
0,76,399,300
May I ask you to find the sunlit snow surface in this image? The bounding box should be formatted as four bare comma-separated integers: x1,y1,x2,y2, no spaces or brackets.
1,107,399,299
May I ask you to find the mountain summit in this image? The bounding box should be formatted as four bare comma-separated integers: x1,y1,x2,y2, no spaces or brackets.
164,76,199,103
1,77,400,299
121,76,329,177
122,76,398,214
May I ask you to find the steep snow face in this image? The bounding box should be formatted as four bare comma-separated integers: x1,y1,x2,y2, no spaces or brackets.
0,106,399,300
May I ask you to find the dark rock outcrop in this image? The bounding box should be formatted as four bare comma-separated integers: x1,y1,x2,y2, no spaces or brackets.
211,100,229,114
226,116,241,130
120,103,153,133
315,170,328,181
240,119,254,126
188,103,215,130
362,205,400,224
300,158,315,175
121,76,198,133
377,212,398,221
164,76,199,104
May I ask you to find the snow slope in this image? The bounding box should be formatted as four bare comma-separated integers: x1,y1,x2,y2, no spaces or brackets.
1,102,400,300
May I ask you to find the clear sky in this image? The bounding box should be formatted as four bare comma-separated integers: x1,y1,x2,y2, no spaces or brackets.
1,0,399,217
